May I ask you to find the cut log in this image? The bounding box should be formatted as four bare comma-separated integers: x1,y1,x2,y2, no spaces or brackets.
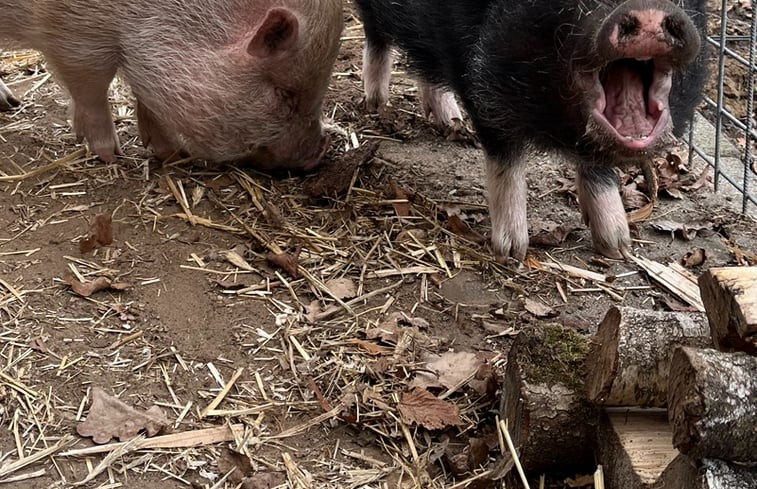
585,307,711,407
667,347,757,463
596,409,680,489
501,323,597,475
698,267,757,355
653,456,757,489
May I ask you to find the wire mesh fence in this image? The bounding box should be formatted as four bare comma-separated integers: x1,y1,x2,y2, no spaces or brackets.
688,0,757,215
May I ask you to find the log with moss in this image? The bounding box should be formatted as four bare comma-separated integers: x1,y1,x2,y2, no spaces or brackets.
585,306,711,407
667,347,757,463
501,323,597,475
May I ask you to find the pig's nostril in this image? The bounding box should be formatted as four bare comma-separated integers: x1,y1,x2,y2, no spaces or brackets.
662,16,685,46
619,15,640,39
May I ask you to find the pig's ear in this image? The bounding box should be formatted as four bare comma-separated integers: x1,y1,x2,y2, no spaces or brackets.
248,8,299,58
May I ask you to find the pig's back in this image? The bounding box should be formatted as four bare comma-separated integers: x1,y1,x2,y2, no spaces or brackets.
0,0,36,44
355,0,495,90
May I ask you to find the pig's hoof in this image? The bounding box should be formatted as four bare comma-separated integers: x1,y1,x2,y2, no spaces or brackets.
590,223,631,260
0,81,20,111
0,94,20,111
491,230,529,263
91,141,123,163
365,94,387,113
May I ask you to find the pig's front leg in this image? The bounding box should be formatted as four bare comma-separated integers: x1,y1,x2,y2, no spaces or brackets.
487,154,529,262
0,78,20,111
576,162,631,259
57,66,122,162
362,28,392,112
136,100,182,162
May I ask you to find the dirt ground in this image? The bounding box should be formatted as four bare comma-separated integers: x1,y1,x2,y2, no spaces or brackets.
1,4,756,489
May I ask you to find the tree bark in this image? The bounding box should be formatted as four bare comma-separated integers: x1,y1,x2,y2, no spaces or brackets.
698,267,757,355
501,323,597,475
585,306,711,407
667,346,757,463
653,456,757,489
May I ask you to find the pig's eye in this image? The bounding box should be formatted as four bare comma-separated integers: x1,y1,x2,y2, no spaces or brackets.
275,88,296,113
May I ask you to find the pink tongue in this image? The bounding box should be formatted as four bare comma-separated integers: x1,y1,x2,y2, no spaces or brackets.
603,66,654,138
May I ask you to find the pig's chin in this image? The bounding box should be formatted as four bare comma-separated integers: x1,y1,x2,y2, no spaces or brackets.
589,58,673,151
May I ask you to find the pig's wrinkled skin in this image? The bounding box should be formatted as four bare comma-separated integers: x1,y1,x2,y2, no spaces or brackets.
0,0,343,170
354,0,708,261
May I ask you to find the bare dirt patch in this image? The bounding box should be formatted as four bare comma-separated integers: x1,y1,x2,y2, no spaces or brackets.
1,5,756,489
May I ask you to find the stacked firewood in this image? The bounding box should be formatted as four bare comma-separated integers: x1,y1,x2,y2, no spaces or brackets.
501,267,757,488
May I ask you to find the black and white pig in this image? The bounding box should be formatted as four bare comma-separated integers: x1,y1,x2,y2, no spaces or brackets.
353,0,708,260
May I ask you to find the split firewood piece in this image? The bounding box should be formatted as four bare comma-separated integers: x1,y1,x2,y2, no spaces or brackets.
698,266,757,355
653,456,757,489
596,409,679,489
667,347,757,463
586,307,711,407
501,323,597,475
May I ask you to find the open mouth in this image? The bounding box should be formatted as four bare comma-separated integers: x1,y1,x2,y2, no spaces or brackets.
591,58,672,150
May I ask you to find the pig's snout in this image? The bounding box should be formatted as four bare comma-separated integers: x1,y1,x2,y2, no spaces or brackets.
597,2,701,64
300,133,331,172
249,131,330,172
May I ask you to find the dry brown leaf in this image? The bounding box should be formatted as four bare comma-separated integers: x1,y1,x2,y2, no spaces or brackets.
325,277,357,300
447,215,486,244
365,321,400,344
663,187,684,199
76,387,168,444
392,182,411,217
225,250,255,271
366,312,430,344
681,248,707,268
411,351,485,390
64,274,129,298
398,387,462,430
470,363,499,398
217,448,255,483
349,339,391,356
627,200,655,223
680,166,710,192
524,298,558,318
395,229,428,243
621,182,650,210
266,248,300,278
649,220,703,241
303,300,341,323
79,214,113,253
241,472,286,489
529,221,578,247
444,437,490,476
263,202,284,228
429,273,444,287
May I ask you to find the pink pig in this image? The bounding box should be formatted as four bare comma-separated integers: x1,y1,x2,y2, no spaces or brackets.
0,0,343,170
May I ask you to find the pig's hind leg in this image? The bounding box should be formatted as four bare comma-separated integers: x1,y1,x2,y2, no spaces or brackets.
487,154,529,262
0,78,20,111
55,65,122,162
136,100,183,162
418,82,465,136
361,22,392,112
576,163,631,259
